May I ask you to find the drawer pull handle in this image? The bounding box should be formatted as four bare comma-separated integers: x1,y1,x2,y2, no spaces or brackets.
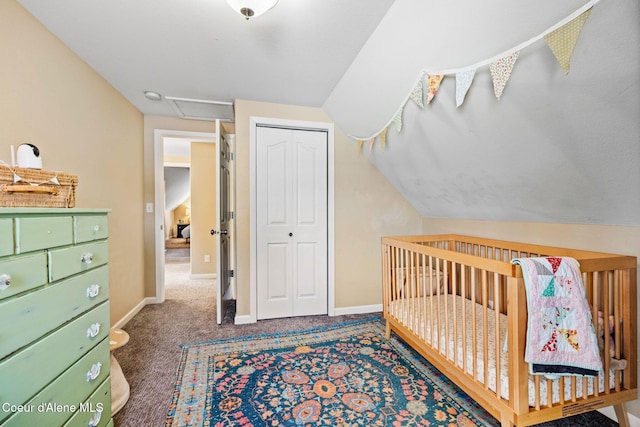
81,253,94,264
0,274,10,290
93,225,100,233
88,409,102,427
86,362,102,382
86,323,101,338
86,284,101,298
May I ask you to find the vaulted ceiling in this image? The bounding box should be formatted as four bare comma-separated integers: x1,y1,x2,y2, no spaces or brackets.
17,0,640,226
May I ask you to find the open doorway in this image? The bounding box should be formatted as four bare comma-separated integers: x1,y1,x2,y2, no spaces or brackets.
153,125,236,324
154,129,216,303
163,139,194,295
164,141,191,251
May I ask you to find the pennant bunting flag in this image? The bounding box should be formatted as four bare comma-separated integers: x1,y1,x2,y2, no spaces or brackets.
426,74,444,104
392,107,403,132
409,75,425,108
368,138,375,154
379,127,388,151
544,8,592,74
490,51,520,100
455,69,476,107
13,173,20,183
347,0,599,149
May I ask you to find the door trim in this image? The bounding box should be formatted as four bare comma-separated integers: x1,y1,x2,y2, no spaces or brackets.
249,117,335,323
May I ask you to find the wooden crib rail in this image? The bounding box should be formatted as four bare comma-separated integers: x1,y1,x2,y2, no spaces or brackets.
382,234,637,274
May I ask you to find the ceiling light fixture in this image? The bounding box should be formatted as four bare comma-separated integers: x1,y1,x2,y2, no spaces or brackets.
144,91,162,101
226,0,278,20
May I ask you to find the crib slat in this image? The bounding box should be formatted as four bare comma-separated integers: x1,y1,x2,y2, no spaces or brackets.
452,261,459,367
461,264,468,375
494,272,501,400
471,267,478,380
482,269,489,388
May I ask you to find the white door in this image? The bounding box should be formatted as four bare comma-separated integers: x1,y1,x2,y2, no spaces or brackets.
216,130,233,324
256,126,328,319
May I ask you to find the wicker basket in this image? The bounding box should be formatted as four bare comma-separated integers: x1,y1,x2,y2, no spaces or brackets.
0,165,78,208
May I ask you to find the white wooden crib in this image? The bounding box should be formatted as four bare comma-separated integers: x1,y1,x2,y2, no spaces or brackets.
381,234,637,427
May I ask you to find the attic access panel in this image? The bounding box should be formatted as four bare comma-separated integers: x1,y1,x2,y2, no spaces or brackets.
165,96,234,122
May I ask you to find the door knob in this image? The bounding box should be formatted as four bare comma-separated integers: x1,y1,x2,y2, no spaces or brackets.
289,232,293,237
220,229,229,235
211,229,217,235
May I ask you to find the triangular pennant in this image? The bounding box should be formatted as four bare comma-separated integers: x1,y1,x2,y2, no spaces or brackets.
49,176,60,185
357,140,363,155
379,128,388,151
455,69,476,107
392,107,403,133
426,74,444,104
13,173,21,183
409,76,425,108
367,138,375,154
490,51,520,100
544,8,592,74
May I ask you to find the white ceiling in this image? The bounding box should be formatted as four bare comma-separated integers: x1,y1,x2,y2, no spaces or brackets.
16,0,640,226
17,0,395,117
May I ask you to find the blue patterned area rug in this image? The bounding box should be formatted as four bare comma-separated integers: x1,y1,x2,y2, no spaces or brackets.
166,317,497,426
165,317,618,427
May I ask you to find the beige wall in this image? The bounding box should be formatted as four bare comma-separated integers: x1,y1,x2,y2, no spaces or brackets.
421,217,640,416
234,100,423,316
190,142,216,275
1,0,145,325
142,116,215,296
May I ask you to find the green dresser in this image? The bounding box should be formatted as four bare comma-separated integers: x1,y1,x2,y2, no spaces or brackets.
0,208,111,427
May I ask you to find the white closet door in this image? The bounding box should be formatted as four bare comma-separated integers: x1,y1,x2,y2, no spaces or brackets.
256,126,327,319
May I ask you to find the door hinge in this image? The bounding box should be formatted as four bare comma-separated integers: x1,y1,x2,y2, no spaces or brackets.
230,152,234,161
229,211,234,220
229,270,235,278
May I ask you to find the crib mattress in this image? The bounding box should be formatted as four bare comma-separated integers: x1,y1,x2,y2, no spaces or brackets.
388,294,615,407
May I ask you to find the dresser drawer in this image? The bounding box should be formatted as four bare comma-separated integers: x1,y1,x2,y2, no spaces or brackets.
0,266,109,360
63,377,111,427
0,252,48,301
48,241,108,282
75,215,109,244
1,339,110,427
0,302,109,423
15,216,73,253
0,218,13,256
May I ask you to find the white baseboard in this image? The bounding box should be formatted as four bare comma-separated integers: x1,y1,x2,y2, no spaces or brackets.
112,297,156,329
234,304,382,325
333,304,382,316
190,273,216,280
598,406,640,426
234,314,254,325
